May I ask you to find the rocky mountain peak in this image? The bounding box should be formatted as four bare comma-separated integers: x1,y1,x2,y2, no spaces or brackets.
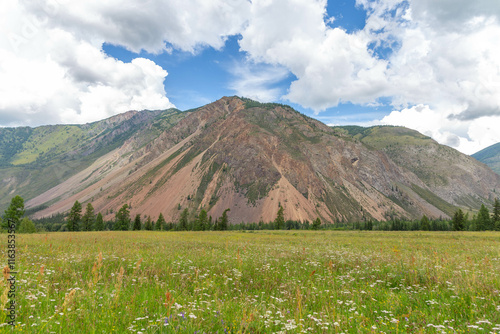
2,97,497,225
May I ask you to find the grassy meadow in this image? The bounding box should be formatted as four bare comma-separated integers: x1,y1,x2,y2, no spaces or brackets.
1,231,499,333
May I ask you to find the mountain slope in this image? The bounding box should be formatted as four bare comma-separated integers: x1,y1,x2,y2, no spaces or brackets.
0,108,187,209
472,142,500,175
335,126,499,214
2,97,499,224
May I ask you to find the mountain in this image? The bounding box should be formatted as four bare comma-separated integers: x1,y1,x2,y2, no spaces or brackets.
472,142,500,176
334,126,500,213
0,108,187,209
1,97,499,224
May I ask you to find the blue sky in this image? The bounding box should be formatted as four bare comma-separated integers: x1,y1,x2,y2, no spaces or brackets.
100,0,388,125
1,0,500,154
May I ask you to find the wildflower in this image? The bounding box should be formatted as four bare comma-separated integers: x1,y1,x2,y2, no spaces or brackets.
62,289,76,311
2,266,10,281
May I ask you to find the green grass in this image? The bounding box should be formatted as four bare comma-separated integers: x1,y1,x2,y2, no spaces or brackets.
0,109,188,211
2,231,499,333
11,125,87,165
0,127,32,164
195,162,221,205
333,126,434,151
410,184,457,217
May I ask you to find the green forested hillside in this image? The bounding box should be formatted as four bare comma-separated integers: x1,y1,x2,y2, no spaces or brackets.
0,108,186,209
334,125,433,149
0,126,33,165
472,142,500,175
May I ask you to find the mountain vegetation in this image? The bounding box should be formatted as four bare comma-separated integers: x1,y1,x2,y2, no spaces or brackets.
2,194,24,228
2,192,500,233
1,97,499,227
333,125,498,213
13,230,500,332
0,108,186,209
472,142,500,175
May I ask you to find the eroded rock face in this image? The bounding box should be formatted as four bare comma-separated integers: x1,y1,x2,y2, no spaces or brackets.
23,96,500,224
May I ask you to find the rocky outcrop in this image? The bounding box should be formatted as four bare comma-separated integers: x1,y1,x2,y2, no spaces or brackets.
17,97,500,223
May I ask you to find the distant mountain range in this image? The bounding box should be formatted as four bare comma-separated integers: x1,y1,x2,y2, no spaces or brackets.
1,97,499,224
472,142,500,176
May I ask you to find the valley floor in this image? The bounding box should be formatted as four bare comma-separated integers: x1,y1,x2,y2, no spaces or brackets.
1,231,499,333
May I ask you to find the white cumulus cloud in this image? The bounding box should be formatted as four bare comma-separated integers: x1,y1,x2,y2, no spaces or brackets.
239,0,389,111
228,61,290,103
0,0,251,126
236,0,500,153
380,105,500,154
366,0,500,152
1,0,500,154
22,0,251,54
0,0,175,126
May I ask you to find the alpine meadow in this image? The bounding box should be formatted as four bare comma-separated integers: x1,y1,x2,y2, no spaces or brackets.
1,97,500,333
2,231,500,333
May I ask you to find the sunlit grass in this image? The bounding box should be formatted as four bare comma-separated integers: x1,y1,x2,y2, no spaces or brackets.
1,231,499,333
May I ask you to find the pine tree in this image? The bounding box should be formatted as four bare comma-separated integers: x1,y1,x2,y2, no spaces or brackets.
492,198,500,231
198,209,208,231
144,216,152,230
166,222,174,231
463,212,470,230
274,206,285,230
179,208,189,231
303,220,310,230
3,195,25,229
367,220,373,231
207,215,213,231
476,204,491,231
81,203,95,231
193,217,202,231
18,217,36,233
133,214,142,231
220,209,230,230
95,213,104,231
156,213,166,231
114,204,130,231
420,215,430,231
452,209,465,231
67,200,82,231
312,217,321,230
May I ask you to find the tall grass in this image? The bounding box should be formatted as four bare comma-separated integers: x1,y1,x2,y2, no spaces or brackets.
1,231,499,333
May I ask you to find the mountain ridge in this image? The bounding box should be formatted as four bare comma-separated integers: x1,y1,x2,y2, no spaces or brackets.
472,142,500,175
1,96,499,225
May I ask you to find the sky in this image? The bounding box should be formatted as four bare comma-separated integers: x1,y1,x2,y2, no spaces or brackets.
1,0,500,154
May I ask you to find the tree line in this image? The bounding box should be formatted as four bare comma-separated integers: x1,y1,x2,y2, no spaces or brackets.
1,195,499,233
65,202,234,232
